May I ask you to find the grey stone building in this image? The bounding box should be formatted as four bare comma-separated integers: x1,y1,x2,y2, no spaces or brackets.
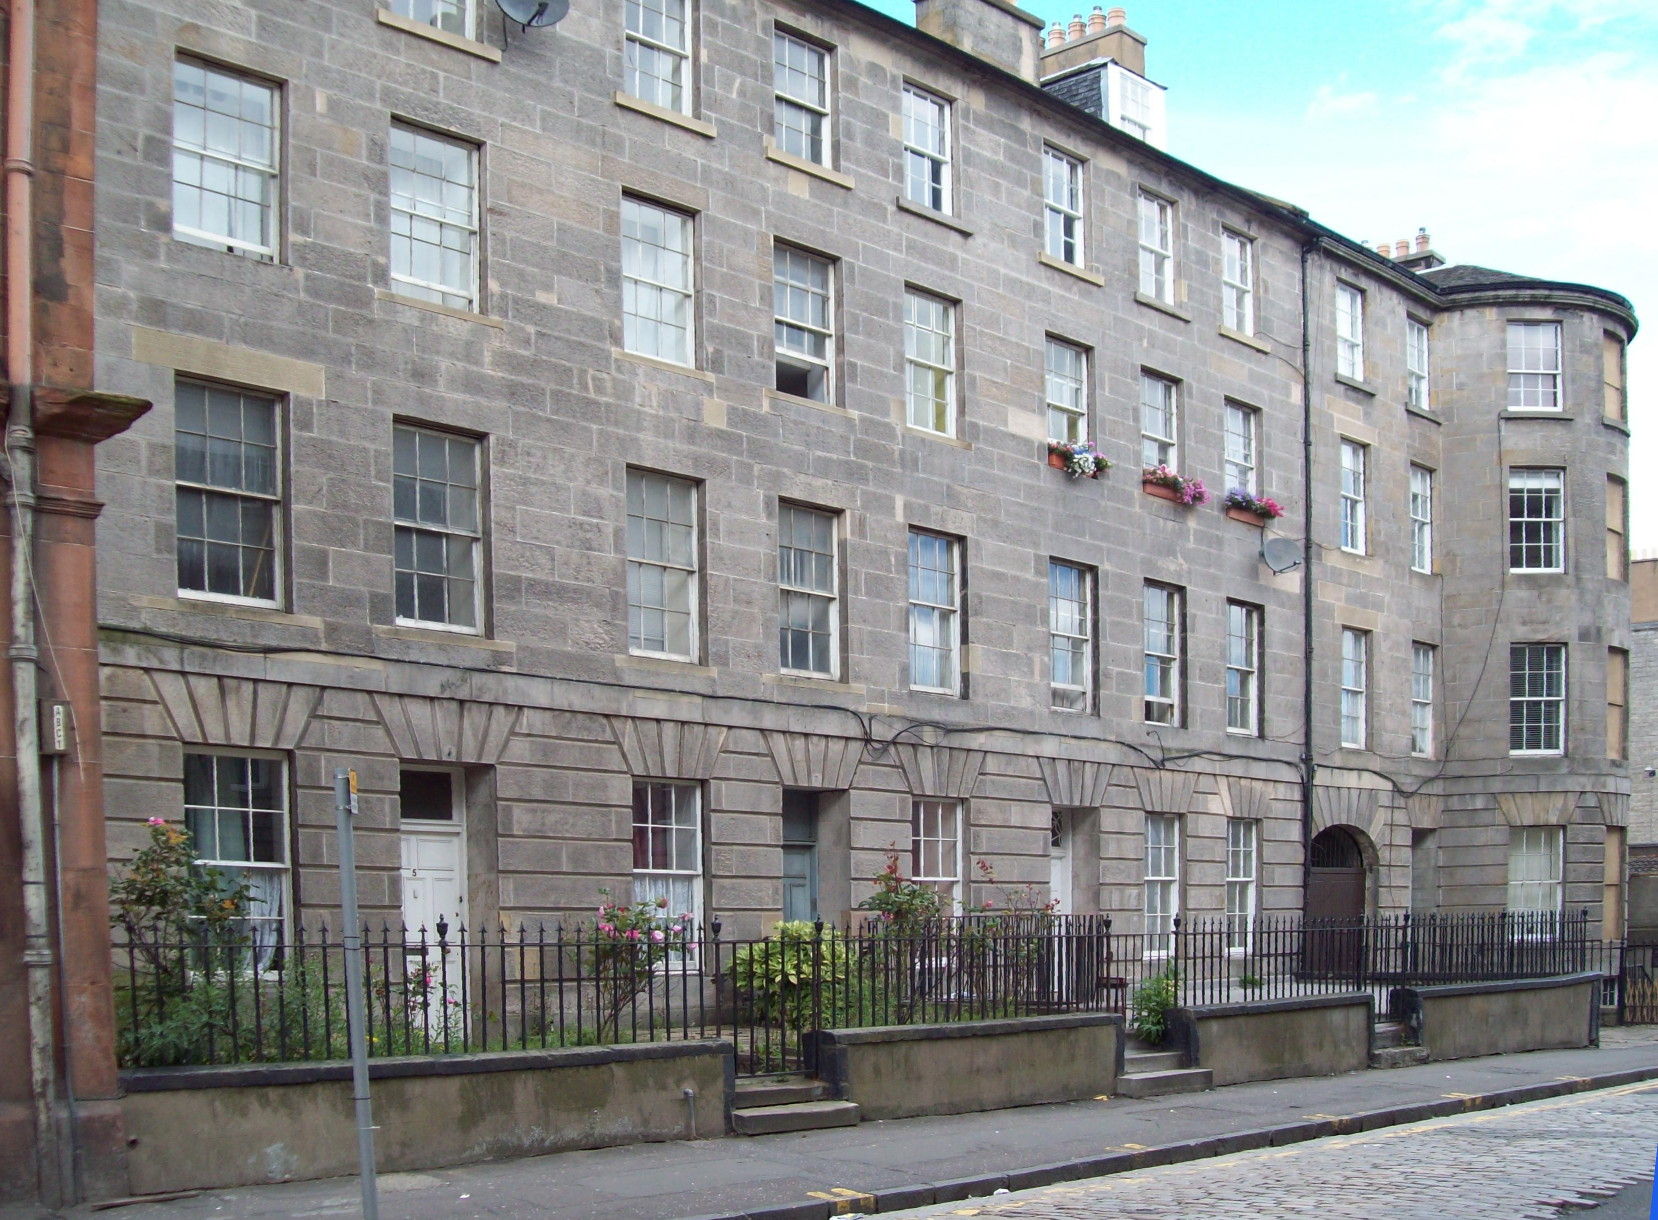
91,0,1637,946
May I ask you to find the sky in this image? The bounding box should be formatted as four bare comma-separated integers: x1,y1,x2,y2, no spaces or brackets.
860,0,1658,551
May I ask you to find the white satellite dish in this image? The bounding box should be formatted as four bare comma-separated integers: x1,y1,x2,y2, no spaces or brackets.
1260,537,1303,575
497,0,567,32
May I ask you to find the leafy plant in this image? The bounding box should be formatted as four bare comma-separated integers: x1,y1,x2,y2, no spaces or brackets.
1222,487,1285,519
1142,464,1210,506
1128,967,1180,1045
1238,973,1263,990
731,921,855,1034
1047,438,1110,479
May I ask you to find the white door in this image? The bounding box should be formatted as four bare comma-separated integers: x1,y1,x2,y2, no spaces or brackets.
401,829,466,1029
1049,812,1072,916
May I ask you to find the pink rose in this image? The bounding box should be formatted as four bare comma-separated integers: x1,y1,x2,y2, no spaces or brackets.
625,929,640,941
651,930,665,943
597,923,613,934
146,817,167,827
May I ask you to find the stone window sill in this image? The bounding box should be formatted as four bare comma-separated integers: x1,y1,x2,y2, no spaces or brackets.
130,594,325,631
895,196,973,236
763,672,865,695
375,9,502,61
766,388,854,418
617,654,717,678
614,348,715,383
1334,372,1377,396
904,425,971,450
1405,405,1442,425
1500,410,1574,422
763,140,855,190
1218,326,1270,354
1134,292,1191,323
376,289,503,328
614,92,717,139
375,623,515,654
1039,252,1105,286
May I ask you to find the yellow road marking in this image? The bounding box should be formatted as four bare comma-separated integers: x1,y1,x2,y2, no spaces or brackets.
806,1187,876,1214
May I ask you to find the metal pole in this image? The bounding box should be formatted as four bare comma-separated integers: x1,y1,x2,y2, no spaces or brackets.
334,769,380,1220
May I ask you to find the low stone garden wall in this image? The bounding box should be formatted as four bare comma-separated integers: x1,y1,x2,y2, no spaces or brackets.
808,1013,1122,1120
119,1039,732,1194
1168,993,1373,1087
1389,973,1600,1061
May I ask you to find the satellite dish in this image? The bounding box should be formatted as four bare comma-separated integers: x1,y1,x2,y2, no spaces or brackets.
496,0,567,31
1260,537,1303,575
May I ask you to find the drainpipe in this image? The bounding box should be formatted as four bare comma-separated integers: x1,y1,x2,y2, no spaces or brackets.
4,0,61,1203
1298,238,1318,898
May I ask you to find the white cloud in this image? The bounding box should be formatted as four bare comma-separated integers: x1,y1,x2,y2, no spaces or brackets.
1305,83,1379,120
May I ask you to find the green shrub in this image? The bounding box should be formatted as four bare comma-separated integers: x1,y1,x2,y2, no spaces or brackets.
731,921,855,1033
1128,968,1179,1045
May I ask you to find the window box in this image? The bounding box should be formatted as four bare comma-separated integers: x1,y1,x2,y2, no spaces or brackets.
1142,465,1209,506
1222,488,1284,524
1047,439,1109,480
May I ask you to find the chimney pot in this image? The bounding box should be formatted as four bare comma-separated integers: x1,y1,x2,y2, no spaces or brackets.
1107,6,1127,27
1087,5,1107,34
1046,21,1065,47
1068,13,1086,39
1416,229,1430,253
1375,242,1392,258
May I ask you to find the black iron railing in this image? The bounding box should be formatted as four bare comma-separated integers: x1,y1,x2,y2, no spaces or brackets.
112,908,1628,1071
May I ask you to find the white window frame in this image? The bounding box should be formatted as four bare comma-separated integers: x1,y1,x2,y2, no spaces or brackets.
904,288,956,436
627,469,700,661
1137,191,1173,301
1045,338,1088,444
183,750,290,966
901,84,951,214
773,244,835,403
1144,813,1179,956
392,424,482,633
1044,148,1084,266
777,502,839,679
1140,373,1177,470
1049,559,1093,713
631,781,704,934
388,0,474,39
911,799,963,913
1143,582,1182,725
773,29,830,167
1509,643,1566,756
1406,318,1431,412
388,123,479,311
908,529,961,695
1225,818,1257,952
1507,322,1563,412
1411,642,1435,757
1506,826,1562,915
1409,464,1434,573
1223,401,1257,495
1339,439,1367,554
171,58,279,261
1336,283,1365,380
1508,468,1565,573
1340,627,1368,749
174,381,282,608
1221,231,1254,334
622,196,696,368
624,0,692,115
1226,601,1261,736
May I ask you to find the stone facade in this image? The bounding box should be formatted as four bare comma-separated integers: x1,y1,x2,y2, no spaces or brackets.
90,0,1635,946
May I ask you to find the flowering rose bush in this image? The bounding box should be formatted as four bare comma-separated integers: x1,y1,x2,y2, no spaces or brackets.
586,890,694,1040
1223,487,1285,519
1142,464,1210,506
858,850,945,931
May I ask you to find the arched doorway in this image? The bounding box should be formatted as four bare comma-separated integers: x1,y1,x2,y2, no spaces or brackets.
1304,826,1369,977
1305,825,1367,921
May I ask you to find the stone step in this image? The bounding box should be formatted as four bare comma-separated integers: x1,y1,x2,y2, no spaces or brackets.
732,1099,862,1135
734,1078,831,1108
1371,1022,1408,1050
1370,1046,1430,1070
1123,1050,1186,1073
1114,1067,1214,1099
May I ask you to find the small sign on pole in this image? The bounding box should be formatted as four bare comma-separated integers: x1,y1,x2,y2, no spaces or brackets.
335,769,380,1220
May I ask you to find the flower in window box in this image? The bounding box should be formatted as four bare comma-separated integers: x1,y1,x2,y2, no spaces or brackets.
1222,488,1285,520
1047,439,1111,479
1142,464,1210,506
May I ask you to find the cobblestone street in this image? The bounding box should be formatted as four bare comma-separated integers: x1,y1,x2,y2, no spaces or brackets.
883,1081,1658,1220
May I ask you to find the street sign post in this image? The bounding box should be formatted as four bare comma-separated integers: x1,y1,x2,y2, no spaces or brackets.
334,769,380,1220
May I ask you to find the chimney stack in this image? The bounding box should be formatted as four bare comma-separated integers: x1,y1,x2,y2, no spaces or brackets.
1038,3,1147,75
1388,227,1447,272
915,0,1046,83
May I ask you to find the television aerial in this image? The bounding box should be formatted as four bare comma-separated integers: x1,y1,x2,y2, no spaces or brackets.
1260,537,1303,575
496,0,567,45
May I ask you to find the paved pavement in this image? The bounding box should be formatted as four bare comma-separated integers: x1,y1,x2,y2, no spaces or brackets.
878,1078,1658,1220
10,1027,1658,1220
